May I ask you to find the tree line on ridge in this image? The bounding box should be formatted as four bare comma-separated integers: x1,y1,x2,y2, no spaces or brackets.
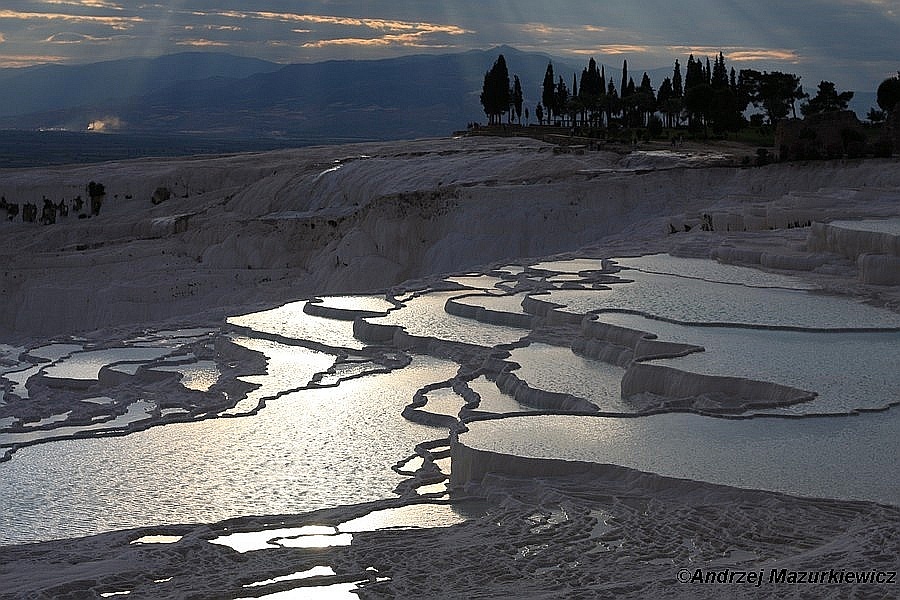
480,52,900,139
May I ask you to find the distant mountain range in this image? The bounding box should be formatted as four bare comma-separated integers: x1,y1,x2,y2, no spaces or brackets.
0,47,664,142
0,47,879,145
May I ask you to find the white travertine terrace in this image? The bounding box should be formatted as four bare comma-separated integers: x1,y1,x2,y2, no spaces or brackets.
1,138,899,599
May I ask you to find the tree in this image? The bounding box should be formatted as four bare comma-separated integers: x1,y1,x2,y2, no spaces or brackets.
705,53,743,133
542,62,556,123
672,59,684,98
684,55,712,131
604,78,620,125
633,72,656,127
579,58,604,127
740,69,805,124
711,52,728,89
867,107,886,124
877,73,900,114
555,76,569,126
671,60,684,126
569,72,580,127
536,103,544,125
657,77,674,128
511,75,524,124
480,54,511,125
801,81,853,116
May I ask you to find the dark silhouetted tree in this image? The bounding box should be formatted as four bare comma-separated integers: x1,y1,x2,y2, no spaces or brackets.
542,62,556,123
867,107,886,123
536,103,544,125
604,78,620,125
712,52,728,89
511,75,524,124
671,60,684,126
480,54,511,125
672,59,684,97
634,72,656,127
568,72,581,126
580,57,604,127
740,69,805,124
877,73,900,114
800,81,853,116
684,55,712,131
555,76,569,126
657,77,674,128
706,53,743,133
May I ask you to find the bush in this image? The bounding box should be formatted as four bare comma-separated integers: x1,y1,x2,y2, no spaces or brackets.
871,139,894,158
648,116,664,138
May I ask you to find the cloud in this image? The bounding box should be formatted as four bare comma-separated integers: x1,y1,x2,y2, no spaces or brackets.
41,0,125,9
0,2,894,90
45,31,119,43
175,38,230,47
666,46,801,63
0,9,142,30
0,52,68,67
191,10,470,36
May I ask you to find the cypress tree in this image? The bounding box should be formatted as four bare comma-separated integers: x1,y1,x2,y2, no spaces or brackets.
605,77,619,124
657,77,673,128
556,76,569,125
512,75,524,123
673,59,683,97
480,54,511,125
542,62,556,122
712,52,728,89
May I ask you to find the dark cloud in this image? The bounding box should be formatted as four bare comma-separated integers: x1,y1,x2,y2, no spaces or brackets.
0,1,896,90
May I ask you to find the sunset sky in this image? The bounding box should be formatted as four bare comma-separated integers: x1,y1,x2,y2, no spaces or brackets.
0,1,897,91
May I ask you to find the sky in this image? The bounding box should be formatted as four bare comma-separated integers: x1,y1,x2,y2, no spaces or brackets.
0,1,897,92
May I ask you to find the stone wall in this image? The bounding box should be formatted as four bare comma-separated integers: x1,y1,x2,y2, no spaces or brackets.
775,110,868,160
888,109,900,153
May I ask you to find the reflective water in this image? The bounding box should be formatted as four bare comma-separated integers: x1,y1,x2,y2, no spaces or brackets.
507,343,629,412
224,337,336,414
423,387,466,418
228,300,364,350
0,356,455,545
530,258,606,273
43,347,174,380
2,252,898,553
445,275,507,290
151,360,220,391
243,566,336,588
600,313,900,413
211,503,467,553
468,376,525,414
366,291,527,347
452,292,531,315
612,254,817,288
0,400,156,446
829,218,900,234
462,409,900,505
544,271,900,328
312,295,395,313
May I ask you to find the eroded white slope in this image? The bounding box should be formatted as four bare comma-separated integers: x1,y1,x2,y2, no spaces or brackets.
2,137,899,339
